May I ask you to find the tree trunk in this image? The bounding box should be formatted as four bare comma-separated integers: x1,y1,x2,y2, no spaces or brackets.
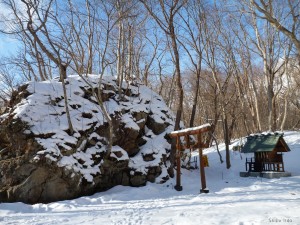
253,86,262,132
158,60,164,95
211,133,223,164
249,54,262,132
267,83,275,131
170,23,183,131
126,24,133,81
97,83,113,156
60,64,74,134
280,95,288,131
189,68,201,128
86,0,94,74
169,16,184,175
223,114,231,169
166,73,175,107
117,21,124,97
211,68,231,168
272,94,277,131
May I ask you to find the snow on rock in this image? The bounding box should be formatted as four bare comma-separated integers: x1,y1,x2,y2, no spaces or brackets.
110,145,129,161
0,75,176,204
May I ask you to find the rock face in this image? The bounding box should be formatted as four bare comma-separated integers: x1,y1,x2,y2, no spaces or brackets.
0,75,175,204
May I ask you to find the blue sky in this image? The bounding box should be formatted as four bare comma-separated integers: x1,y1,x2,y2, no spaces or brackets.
0,34,19,57
0,0,23,58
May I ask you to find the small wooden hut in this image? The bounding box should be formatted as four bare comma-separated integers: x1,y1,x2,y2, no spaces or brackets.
241,133,291,173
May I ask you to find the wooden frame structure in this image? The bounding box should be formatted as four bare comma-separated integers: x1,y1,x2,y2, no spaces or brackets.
241,133,291,173
169,124,213,193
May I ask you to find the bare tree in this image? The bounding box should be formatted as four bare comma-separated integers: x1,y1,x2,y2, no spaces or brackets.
1,0,74,133
233,20,263,133
61,0,121,155
141,33,160,86
250,0,300,63
249,2,290,131
201,4,235,168
140,0,186,129
0,64,18,103
177,0,205,128
139,0,187,175
115,0,139,98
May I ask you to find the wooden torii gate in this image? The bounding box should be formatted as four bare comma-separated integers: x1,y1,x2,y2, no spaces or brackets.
169,123,213,193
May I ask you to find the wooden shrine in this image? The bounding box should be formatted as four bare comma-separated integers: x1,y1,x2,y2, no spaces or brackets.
169,124,213,193
241,133,291,173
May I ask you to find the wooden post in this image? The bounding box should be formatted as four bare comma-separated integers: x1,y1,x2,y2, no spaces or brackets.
169,124,212,192
175,136,182,191
199,134,209,193
185,134,190,148
281,153,285,172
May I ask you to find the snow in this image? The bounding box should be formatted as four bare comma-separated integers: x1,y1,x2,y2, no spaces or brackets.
170,123,211,135
0,74,175,182
129,125,173,173
1,131,299,224
110,146,129,161
122,113,140,130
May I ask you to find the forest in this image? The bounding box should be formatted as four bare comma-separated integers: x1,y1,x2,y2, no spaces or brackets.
0,0,299,142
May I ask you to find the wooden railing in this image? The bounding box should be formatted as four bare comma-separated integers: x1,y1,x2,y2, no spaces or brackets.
245,158,285,172
261,162,284,172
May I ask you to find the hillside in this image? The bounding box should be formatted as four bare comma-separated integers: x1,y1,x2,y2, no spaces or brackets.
0,131,299,224
0,75,177,203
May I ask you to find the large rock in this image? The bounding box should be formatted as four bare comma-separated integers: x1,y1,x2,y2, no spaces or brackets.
0,75,175,204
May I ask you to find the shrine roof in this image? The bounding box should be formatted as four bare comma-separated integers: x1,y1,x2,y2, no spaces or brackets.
241,133,291,154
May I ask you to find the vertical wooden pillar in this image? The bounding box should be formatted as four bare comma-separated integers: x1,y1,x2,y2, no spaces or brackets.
175,136,183,191
198,134,209,193
282,154,285,172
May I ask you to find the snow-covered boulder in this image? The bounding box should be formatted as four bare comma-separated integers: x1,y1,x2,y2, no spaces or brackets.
0,75,175,203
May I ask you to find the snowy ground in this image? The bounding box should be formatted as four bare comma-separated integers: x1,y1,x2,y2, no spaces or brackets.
1,131,300,225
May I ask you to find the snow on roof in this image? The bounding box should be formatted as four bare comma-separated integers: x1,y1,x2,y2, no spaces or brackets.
170,123,211,136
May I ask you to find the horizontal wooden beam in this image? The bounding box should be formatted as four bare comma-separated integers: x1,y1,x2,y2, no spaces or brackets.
169,124,212,138
176,142,210,150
